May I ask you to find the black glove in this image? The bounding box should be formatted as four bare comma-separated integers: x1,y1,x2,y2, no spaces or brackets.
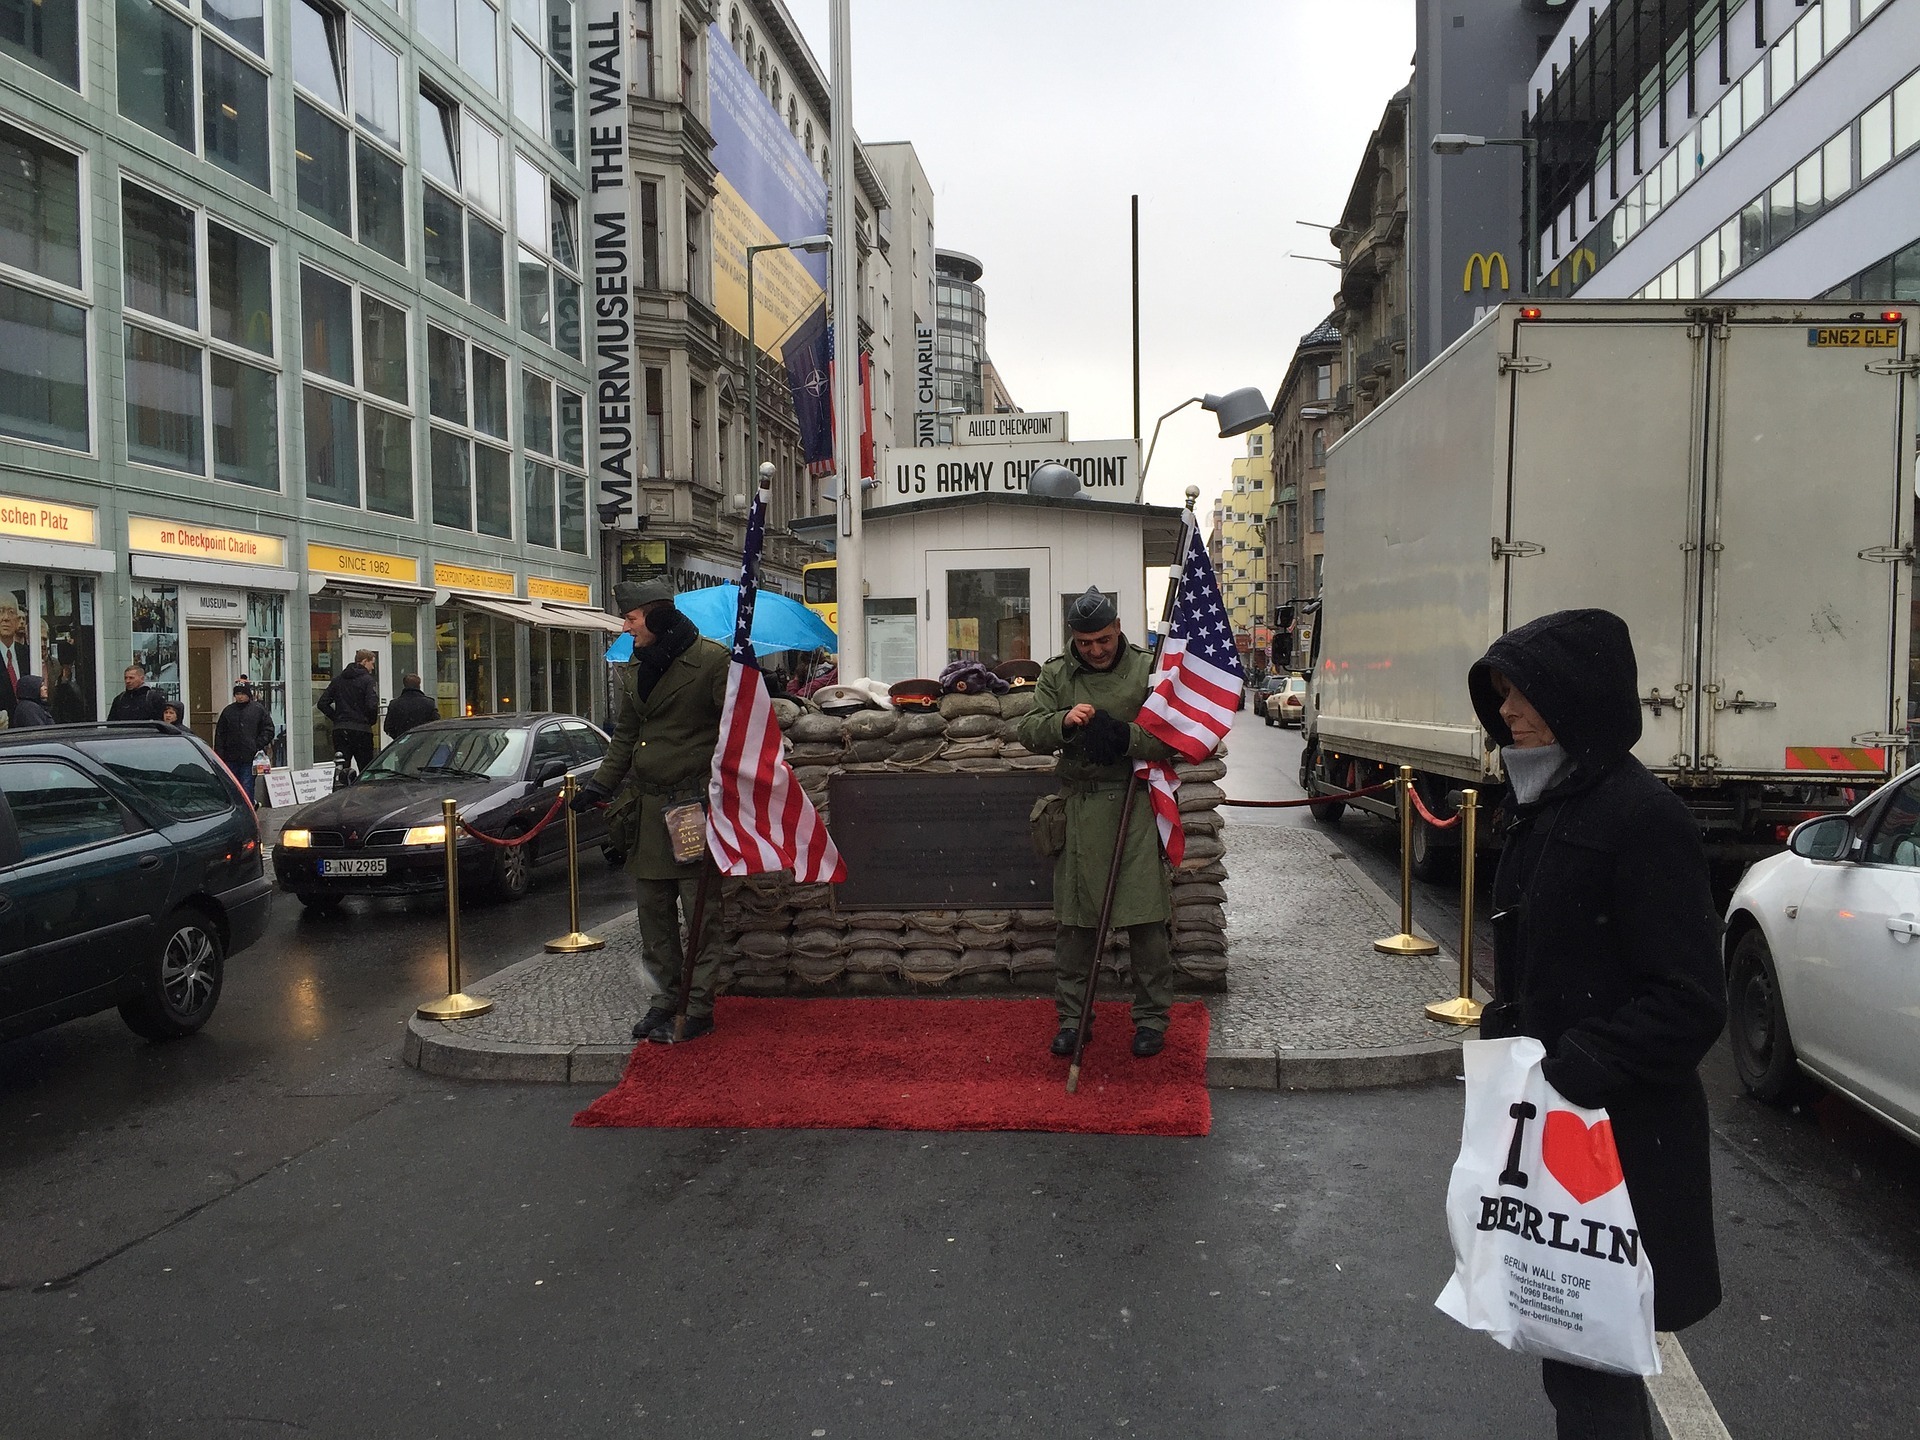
570,781,612,813
1079,709,1133,766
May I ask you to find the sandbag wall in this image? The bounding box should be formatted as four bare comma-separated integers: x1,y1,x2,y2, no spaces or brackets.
713,690,1230,995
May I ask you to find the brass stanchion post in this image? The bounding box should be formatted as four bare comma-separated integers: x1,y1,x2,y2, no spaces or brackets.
1426,788,1484,1026
418,797,493,1021
1376,765,1440,956
545,774,606,954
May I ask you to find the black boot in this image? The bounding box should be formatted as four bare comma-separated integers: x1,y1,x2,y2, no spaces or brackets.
1050,1021,1088,1057
1131,1027,1165,1058
649,1013,714,1044
631,1006,673,1041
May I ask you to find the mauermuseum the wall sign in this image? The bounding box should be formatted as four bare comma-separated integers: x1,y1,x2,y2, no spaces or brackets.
874,439,1142,507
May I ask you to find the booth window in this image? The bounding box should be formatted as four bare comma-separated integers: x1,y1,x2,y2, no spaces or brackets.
947,569,1030,669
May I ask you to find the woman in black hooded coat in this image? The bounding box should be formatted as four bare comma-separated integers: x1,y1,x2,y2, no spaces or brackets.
1467,609,1726,1438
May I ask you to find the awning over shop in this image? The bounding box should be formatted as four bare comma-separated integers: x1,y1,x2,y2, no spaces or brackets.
132,553,298,591
444,595,623,634
307,572,438,603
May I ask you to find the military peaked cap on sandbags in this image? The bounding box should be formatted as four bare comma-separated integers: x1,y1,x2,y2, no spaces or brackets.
613,579,676,614
1066,586,1118,632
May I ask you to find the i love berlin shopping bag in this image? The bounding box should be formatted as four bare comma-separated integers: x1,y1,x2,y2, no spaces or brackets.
1435,1036,1660,1377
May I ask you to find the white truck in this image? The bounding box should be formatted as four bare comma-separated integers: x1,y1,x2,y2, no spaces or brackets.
1301,299,1917,876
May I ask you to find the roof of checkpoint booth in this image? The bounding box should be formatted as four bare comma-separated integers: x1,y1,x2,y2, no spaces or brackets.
788,492,1190,568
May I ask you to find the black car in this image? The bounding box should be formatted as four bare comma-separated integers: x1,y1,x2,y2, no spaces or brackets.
0,722,273,1044
273,714,614,909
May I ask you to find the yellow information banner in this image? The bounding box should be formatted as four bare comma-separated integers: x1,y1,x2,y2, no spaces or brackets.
710,173,827,362
433,561,517,595
0,496,97,546
528,576,593,605
128,514,286,567
308,542,421,586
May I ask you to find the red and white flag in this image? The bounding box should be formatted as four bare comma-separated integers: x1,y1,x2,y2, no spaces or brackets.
1134,520,1246,864
705,480,846,883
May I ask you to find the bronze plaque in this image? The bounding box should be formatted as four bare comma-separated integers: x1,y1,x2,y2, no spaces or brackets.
830,772,1056,909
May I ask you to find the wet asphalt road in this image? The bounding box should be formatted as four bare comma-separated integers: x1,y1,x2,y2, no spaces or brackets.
0,720,1916,1437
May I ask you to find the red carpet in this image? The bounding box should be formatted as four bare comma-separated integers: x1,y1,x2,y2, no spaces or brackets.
572,997,1211,1136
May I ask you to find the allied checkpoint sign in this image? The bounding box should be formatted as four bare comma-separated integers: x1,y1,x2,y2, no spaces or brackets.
874,439,1144,507
582,0,636,528
706,20,828,361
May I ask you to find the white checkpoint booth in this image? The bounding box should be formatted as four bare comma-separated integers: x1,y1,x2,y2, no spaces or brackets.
855,490,1185,684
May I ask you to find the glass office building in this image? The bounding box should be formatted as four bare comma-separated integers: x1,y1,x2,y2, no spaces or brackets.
0,0,608,763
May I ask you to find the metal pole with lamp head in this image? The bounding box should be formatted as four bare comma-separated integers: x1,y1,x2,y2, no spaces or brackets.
828,0,864,680
1136,388,1270,500
1430,134,1539,294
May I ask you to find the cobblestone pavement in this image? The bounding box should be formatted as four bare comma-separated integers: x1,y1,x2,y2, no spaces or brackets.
422,818,1468,1068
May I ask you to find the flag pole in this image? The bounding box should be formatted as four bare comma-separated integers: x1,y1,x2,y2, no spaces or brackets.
828,0,865,681
1067,492,1201,1095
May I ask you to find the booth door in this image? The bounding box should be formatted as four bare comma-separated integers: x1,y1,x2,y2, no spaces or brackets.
924,549,1052,677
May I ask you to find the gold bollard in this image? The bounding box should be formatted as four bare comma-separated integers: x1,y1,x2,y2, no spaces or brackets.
1375,765,1441,956
1426,788,1484,1026
546,774,605,953
418,797,494,1021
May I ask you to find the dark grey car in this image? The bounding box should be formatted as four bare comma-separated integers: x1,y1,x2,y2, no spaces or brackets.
0,722,273,1044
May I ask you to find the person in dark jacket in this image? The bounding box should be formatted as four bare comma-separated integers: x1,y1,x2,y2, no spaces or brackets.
383,673,439,741
317,650,381,777
1467,609,1725,1440
106,664,168,722
214,683,276,794
9,674,54,727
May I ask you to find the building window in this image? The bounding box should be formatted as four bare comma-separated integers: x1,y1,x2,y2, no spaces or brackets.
627,0,652,98
2,0,80,88
1247,432,1264,457
1313,553,1323,594
514,153,581,357
121,180,278,488
419,0,499,95
420,86,508,318
300,263,412,516
428,324,511,534
292,5,406,264
522,369,586,552
685,201,703,300
509,0,576,161
1311,488,1325,534
1314,363,1332,400
644,365,665,478
116,0,270,192
0,121,87,453
638,180,661,290
1311,428,1326,467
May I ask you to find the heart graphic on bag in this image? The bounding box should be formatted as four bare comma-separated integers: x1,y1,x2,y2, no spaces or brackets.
1541,1110,1625,1203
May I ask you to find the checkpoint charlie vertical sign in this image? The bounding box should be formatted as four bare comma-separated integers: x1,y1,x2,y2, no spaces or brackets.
584,0,636,527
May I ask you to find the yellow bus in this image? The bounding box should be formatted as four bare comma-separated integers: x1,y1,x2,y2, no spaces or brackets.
802,559,837,633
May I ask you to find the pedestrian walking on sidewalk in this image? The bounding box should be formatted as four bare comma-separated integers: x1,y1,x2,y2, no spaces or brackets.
1467,608,1725,1440
571,580,731,1045
214,683,275,795
317,649,380,780
106,664,168,723
384,672,440,741
1018,587,1180,1059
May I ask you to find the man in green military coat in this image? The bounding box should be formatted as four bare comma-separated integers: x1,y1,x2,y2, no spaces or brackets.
573,580,732,1043
1017,588,1179,1058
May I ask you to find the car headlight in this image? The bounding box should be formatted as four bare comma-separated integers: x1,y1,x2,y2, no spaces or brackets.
280,829,312,848
402,823,448,847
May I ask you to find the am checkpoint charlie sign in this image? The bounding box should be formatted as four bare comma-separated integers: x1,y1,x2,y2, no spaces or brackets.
876,439,1142,507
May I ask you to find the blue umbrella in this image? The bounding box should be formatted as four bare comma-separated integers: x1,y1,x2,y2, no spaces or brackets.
603,584,837,662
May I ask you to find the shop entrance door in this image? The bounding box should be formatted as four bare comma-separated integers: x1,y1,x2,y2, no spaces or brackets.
343,600,393,730
185,627,238,745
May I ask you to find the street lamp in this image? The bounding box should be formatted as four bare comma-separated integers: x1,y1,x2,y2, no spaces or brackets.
745,233,832,505
1430,133,1539,296
1137,388,1270,499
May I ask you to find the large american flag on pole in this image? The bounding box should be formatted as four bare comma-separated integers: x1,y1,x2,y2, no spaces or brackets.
1134,518,1245,865
705,480,846,883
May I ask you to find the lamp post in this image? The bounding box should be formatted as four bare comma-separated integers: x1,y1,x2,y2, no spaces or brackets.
1136,388,1270,500
745,233,831,500
1431,133,1539,296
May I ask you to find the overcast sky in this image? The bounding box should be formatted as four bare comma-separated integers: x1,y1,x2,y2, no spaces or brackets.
786,0,1416,514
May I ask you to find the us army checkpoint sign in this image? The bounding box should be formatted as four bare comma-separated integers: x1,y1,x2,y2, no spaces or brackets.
875,439,1142,507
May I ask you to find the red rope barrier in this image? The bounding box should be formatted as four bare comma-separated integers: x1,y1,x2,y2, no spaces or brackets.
454,791,568,848
1409,784,1462,830
1220,780,1397,809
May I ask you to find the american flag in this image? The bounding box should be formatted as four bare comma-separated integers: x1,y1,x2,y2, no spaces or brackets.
704,482,846,883
1135,518,1245,864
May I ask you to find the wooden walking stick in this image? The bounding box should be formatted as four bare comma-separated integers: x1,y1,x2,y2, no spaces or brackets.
1066,494,1200,1094
670,862,716,1042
